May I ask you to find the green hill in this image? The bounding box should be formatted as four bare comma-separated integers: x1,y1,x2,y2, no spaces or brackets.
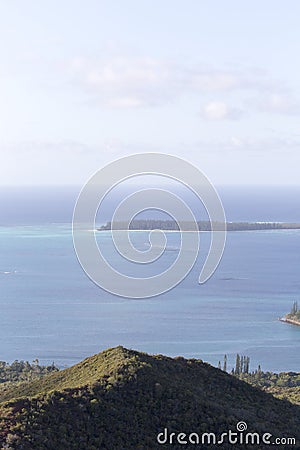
0,346,299,449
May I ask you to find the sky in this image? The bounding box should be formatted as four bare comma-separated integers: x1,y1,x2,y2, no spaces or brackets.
0,0,300,185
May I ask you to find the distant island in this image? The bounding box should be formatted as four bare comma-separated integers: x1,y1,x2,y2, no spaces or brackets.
98,219,300,232
280,301,300,326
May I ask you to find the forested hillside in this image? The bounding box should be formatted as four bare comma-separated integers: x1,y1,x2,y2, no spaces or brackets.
0,347,299,449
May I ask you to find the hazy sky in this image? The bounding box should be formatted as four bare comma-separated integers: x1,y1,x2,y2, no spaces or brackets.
0,1,300,185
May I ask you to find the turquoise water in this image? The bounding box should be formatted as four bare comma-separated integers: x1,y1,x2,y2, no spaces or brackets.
0,224,299,372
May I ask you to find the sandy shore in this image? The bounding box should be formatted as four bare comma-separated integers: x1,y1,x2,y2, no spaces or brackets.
279,317,300,326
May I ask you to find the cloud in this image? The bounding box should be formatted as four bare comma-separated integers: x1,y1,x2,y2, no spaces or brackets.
0,139,127,185
67,56,288,110
185,134,300,157
201,101,243,120
69,57,174,108
230,136,244,147
225,135,300,154
63,55,300,118
2,135,300,186
191,72,239,91
107,96,143,108
256,93,300,115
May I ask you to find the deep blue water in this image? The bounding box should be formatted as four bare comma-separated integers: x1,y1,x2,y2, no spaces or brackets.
0,186,299,372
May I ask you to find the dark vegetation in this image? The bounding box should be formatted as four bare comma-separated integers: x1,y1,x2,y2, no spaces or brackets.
0,360,58,385
218,354,300,405
98,219,300,232
0,346,299,449
286,301,300,323
238,372,300,405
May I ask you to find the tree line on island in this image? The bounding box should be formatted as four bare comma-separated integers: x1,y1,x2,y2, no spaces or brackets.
218,353,250,375
217,353,300,404
280,301,300,326
0,359,58,384
98,219,300,232
288,301,300,321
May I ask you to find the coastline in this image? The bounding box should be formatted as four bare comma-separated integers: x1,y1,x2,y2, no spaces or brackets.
279,317,300,327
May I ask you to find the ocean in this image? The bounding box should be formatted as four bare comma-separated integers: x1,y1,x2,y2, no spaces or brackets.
0,186,299,372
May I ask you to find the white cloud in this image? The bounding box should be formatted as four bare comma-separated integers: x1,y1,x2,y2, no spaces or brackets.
230,136,244,147
191,73,239,91
2,135,300,185
225,135,300,154
85,57,167,86
203,101,228,120
67,56,288,110
108,96,143,108
256,93,300,115
69,57,173,108
202,101,242,120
